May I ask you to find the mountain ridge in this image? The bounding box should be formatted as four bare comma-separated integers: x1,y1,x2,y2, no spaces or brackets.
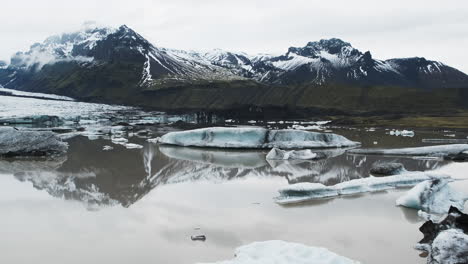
1,24,468,116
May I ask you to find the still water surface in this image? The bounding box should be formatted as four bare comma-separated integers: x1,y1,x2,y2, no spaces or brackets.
0,128,467,264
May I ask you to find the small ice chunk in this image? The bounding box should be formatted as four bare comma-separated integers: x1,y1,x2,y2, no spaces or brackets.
389,130,415,137
147,137,160,143
266,148,318,160
103,145,114,151
396,179,468,214
124,143,143,149
198,240,360,264
111,137,128,143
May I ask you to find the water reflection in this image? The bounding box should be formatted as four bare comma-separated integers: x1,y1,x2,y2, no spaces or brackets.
5,136,452,208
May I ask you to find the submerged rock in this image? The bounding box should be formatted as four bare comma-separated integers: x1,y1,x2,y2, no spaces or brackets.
370,162,405,176
266,148,323,160
416,206,468,264
198,240,360,264
396,179,468,214
159,127,360,149
0,127,68,157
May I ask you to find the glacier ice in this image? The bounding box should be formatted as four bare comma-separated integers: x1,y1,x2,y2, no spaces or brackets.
266,148,320,160
159,127,360,149
348,144,468,157
198,240,360,264
275,172,450,204
396,179,468,214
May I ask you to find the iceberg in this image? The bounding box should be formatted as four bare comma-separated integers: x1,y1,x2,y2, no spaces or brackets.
266,148,321,160
416,206,468,264
0,127,68,157
275,172,450,204
396,179,468,214
198,240,360,264
348,144,468,157
159,127,360,149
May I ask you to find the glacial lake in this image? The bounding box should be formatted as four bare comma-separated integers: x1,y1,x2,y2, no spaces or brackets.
1,95,468,264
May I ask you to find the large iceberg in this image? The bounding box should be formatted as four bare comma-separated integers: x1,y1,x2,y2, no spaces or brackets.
275,172,449,204
0,127,68,156
348,144,468,157
198,240,360,264
159,127,360,149
396,179,468,214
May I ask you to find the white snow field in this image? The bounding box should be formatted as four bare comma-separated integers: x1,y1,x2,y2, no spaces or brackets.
275,172,450,204
348,144,468,157
266,148,318,160
159,127,360,149
396,179,468,214
199,240,360,264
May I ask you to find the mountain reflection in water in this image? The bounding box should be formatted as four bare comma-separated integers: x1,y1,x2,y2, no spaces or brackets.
5,136,450,208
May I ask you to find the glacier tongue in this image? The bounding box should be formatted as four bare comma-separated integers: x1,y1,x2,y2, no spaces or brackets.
158,127,360,149
198,240,360,264
275,172,450,204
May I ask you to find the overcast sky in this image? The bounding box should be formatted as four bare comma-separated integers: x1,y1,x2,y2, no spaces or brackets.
1,0,467,73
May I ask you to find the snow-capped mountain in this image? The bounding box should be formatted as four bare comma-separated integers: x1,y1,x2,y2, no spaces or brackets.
0,24,467,112
182,38,468,88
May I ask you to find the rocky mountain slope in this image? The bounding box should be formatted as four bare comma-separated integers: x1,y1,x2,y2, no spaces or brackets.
0,24,467,115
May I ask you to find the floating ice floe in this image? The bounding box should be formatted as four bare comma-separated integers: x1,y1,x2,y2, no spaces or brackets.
291,124,323,131
159,127,360,149
275,172,449,204
348,144,468,157
147,137,160,143
123,143,143,149
389,129,415,137
198,240,360,264
396,178,468,214
102,145,114,151
0,127,68,156
266,148,320,160
416,206,468,264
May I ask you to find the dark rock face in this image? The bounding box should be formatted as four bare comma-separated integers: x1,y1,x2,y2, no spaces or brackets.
417,206,468,264
0,127,68,157
370,162,405,176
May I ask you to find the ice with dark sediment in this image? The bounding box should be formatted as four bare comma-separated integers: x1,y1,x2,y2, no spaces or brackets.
159,127,360,149
275,172,450,204
416,206,468,264
0,127,68,156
